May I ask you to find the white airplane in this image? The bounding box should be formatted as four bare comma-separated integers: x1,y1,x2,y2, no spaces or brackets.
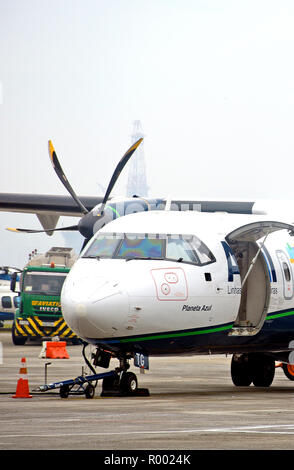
2,139,294,395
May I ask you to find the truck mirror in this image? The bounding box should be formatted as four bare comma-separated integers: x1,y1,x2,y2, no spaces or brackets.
10,272,17,292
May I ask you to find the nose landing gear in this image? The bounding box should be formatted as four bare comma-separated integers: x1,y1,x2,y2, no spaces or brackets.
37,346,150,399
101,355,149,397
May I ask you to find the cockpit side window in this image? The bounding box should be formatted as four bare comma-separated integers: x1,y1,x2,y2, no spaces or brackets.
191,236,215,265
166,237,199,264
83,233,215,266
166,235,215,266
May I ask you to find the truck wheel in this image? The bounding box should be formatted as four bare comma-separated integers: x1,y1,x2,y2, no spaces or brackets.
71,337,81,345
12,322,27,345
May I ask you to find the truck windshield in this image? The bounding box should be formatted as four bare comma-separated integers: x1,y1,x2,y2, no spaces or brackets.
83,233,215,266
23,272,67,295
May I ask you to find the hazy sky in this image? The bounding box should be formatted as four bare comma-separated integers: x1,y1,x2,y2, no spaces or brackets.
1,0,294,267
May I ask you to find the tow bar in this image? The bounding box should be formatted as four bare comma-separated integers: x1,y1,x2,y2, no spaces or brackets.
36,370,118,398
36,369,149,398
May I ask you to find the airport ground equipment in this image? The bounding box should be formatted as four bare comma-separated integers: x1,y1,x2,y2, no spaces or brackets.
11,247,78,345
36,343,150,398
37,370,117,398
37,369,149,398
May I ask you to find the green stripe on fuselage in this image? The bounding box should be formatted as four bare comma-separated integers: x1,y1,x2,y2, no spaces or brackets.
266,309,294,321
113,309,294,344
119,323,234,344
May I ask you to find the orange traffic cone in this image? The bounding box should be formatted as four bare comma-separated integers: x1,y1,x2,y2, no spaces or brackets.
12,357,32,398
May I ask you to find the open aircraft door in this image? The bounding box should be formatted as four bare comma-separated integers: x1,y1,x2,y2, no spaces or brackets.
225,220,294,336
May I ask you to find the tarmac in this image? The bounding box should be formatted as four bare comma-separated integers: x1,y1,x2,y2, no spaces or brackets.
1,328,294,453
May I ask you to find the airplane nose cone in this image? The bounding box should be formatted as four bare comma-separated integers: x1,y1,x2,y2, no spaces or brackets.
61,271,129,340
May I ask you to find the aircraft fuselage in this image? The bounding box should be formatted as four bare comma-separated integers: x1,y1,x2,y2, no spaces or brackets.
61,211,294,360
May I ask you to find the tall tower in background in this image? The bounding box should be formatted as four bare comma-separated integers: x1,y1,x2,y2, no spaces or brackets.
126,120,148,197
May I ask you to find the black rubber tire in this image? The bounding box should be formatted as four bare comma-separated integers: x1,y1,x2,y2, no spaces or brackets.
231,354,252,386
120,372,138,394
102,374,120,392
12,322,27,345
251,354,275,387
85,384,95,399
60,384,70,398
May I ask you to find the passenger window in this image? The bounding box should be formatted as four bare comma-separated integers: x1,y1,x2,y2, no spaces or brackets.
283,262,291,282
14,296,20,308
2,296,12,309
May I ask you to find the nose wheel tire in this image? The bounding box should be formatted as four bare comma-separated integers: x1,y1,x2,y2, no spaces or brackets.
101,371,138,396
102,374,120,392
120,372,138,395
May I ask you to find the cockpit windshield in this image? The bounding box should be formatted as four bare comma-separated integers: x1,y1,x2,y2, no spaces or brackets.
83,233,215,266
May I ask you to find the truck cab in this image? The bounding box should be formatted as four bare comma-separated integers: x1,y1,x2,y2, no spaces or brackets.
12,247,78,345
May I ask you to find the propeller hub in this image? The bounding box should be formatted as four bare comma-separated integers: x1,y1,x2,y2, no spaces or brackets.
78,212,98,239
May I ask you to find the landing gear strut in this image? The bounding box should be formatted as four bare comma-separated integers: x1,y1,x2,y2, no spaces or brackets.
231,353,275,387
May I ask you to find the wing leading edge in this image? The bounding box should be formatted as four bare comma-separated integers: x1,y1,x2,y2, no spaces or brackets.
0,193,103,217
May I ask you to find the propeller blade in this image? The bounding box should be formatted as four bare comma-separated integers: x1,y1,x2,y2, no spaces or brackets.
6,225,79,234
7,138,143,240
99,138,143,215
48,140,89,215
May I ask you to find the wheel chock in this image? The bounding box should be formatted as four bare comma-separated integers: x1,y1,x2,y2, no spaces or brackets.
100,388,150,397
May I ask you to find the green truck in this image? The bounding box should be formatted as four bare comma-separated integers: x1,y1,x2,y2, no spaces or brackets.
11,247,78,345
